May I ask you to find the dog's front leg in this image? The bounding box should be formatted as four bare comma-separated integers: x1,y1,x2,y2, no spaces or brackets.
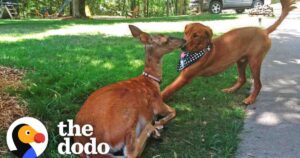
161,74,191,100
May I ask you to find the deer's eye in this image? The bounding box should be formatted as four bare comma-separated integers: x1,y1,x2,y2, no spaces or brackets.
161,37,168,44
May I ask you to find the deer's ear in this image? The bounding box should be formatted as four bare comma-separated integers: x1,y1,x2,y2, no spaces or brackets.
129,25,143,38
139,33,151,44
129,25,150,44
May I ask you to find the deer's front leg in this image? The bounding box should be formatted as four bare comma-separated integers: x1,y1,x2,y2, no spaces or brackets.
154,103,176,128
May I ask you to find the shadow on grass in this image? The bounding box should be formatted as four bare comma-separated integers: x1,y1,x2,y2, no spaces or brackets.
0,13,237,37
0,32,246,158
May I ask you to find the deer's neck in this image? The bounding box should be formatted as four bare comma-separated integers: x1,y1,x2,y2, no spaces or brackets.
144,48,162,83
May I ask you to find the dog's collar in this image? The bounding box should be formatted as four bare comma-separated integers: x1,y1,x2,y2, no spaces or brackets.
142,72,161,84
177,44,212,71
183,44,212,54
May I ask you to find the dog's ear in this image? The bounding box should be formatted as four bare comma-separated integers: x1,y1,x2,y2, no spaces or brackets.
184,23,193,33
205,27,213,40
129,25,150,44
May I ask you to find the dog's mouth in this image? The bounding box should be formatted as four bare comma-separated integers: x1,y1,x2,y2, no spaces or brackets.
180,39,197,52
181,44,195,52
181,45,187,51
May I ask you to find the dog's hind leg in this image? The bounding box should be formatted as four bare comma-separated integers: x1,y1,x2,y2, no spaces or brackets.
243,57,263,105
223,58,248,93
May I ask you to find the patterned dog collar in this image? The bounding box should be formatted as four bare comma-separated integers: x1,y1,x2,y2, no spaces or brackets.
177,44,212,71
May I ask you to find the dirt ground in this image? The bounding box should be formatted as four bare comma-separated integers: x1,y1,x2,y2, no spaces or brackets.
0,66,27,156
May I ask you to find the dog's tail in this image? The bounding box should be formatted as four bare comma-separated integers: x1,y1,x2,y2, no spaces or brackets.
266,0,297,34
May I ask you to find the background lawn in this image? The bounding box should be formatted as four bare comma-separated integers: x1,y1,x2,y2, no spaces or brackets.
0,16,247,158
0,14,237,37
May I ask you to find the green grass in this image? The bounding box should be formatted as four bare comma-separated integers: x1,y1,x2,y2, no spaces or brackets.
0,18,247,158
272,0,280,4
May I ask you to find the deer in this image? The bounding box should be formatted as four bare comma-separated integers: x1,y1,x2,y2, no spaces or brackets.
74,25,185,158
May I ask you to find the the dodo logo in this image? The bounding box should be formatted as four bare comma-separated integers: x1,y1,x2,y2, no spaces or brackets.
6,117,48,158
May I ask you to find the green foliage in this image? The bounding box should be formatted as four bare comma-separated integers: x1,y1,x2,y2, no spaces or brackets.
0,19,246,157
16,0,70,17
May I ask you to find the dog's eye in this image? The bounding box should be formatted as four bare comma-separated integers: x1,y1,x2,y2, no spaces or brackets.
192,33,198,38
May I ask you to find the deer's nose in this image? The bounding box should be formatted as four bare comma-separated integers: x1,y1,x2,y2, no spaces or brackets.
181,39,187,49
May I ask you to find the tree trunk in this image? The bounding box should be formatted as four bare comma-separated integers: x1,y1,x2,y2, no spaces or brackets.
183,0,186,14
122,0,126,16
72,0,80,17
174,0,178,15
143,0,147,17
166,0,170,16
70,1,73,16
130,0,136,11
146,0,149,17
199,0,204,13
72,0,86,17
79,0,86,17
178,0,184,15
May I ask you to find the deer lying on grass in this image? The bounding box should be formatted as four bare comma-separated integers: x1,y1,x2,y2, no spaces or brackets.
74,25,185,158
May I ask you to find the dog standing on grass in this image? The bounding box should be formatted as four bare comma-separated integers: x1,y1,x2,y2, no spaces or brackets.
162,0,297,105
74,25,185,158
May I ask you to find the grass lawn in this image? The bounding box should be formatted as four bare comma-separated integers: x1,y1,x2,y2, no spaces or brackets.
0,13,237,37
0,15,247,158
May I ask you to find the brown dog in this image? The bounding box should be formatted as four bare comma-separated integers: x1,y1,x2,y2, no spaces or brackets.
74,25,185,158
162,0,296,105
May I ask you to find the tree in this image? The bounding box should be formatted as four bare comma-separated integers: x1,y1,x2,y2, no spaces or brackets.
198,0,204,13
143,0,148,17
177,0,186,15
174,0,178,15
166,0,170,16
79,0,86,16
72,0,85,17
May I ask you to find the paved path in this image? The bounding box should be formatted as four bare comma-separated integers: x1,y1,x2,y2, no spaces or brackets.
236,3,300,158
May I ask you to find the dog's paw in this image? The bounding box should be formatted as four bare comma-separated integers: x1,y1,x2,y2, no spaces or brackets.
243,97,255,105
